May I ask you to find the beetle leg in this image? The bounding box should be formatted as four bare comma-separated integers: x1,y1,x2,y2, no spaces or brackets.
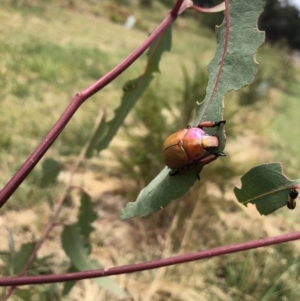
169,166,191,177
194,169,200,180
197,120,226,128
169,152,226,180
198,152,226,163
189,153,225,180
198,154,220,165
195,167,201,180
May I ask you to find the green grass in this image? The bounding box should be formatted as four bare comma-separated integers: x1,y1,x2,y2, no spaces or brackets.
1,40,107,96
207,244,300,301
0,38,112,206
269,84,300,178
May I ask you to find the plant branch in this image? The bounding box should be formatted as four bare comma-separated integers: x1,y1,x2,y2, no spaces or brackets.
171,0,185,16
0,231,299,287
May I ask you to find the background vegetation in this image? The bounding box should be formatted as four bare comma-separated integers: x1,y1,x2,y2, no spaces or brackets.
0,0,300,300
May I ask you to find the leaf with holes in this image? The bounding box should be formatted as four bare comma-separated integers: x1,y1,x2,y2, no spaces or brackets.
234,163,300,215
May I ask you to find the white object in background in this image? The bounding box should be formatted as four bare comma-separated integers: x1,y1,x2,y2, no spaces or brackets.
124,15,136,29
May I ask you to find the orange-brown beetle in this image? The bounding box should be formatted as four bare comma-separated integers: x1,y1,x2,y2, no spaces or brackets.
162,120,226,179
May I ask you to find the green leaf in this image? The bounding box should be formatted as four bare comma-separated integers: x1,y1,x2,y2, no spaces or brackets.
234,163,300,215
85,26,172,157
62,225,94,271
76,191,97,253
84,109,107,159
121,0,265,219
121,167,201,219
40,158,62,187
59,193,97,294
62,225,125,296
195,1,265,134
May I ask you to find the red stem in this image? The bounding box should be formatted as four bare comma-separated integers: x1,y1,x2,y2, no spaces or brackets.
0,231,299,286
171,0,185,16
0,0,187,207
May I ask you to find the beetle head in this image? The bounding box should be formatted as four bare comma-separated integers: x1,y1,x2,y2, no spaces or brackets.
202,135,219,149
